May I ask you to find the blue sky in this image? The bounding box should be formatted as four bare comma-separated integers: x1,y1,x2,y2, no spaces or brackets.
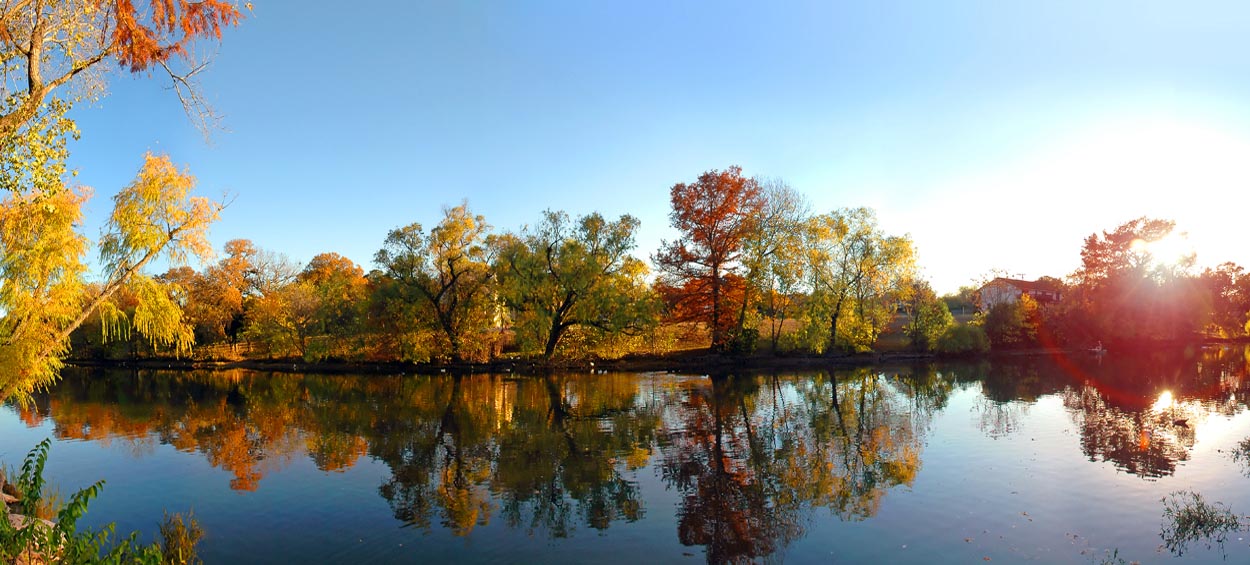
65,0,1250,293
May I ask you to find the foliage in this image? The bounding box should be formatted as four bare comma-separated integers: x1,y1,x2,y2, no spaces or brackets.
903,281,953,351
1199,262,1250,338
983,295,1039,349
1060,217,1206,345
1160,490,1244,557
1,153,218,403
493,210,657,359
240,252,370,361
740,179,810,351
1,439,203,564
935,324,990,355
158,511,204,565
375,203,497,362
0,0,244,137
941,285,978,315
801,207,916,353
654,166,765,350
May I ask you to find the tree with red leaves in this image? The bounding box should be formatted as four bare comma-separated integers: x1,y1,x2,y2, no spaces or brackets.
654,166,765,350
0,0,245,136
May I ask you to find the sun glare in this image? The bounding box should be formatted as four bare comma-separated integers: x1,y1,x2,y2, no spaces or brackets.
1130,232,1193,269
1150,390,1175,412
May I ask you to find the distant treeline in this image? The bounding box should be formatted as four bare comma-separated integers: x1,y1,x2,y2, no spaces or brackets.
70,169,1250,364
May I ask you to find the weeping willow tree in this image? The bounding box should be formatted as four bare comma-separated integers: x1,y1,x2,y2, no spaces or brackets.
0,99,220,403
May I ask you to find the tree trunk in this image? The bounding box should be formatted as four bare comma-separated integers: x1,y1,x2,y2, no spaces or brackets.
710,262,722,349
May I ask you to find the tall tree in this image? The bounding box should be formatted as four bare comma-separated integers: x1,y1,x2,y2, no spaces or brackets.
493,210,656,359
375,203,496,362
803,208,915,353
0,153,220,401
902,280,953,352
1200,262,1250,338
1064,217,1204,344
654,166,764,350
740,179,810,351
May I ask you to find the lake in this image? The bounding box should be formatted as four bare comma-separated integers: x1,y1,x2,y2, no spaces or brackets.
4,348,1250,563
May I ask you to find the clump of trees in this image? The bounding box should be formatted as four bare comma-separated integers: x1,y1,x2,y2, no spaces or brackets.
973,217,1250,351
63,165,949,366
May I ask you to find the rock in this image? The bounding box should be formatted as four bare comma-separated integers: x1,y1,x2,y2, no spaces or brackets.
1,491,18,506
8,513,60,565
8,512,54,539
2,481,19,500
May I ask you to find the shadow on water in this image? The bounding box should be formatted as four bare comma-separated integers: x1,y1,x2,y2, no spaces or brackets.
6,345,1250,563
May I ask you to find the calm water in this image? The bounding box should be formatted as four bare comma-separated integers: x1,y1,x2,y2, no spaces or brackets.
5,349,1250,563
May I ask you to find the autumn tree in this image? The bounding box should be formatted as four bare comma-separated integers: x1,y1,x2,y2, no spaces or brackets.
983,294,1040,349
740,179,810,352
654,166,764,351
1199,263,1250,338
802,207,916,353
300,252,368,356
240,252,368,360
0,153,220,402
243,280,320,358
159,265,242,343
375,203,497,362
902,280,953,352
493,210,657,359
1063,217,1205,345
0,0,244,138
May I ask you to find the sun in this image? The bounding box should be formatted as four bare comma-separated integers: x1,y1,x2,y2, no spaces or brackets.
1130,232,1194,269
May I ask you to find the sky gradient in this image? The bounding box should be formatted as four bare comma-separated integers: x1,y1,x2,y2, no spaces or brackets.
64,0,1250,293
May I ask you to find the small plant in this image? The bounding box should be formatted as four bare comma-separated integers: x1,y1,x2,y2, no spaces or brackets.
1,439,203,564
1160,490,1245,556
159,511,205,565
1094,548,1138,565
1229,437,1250,477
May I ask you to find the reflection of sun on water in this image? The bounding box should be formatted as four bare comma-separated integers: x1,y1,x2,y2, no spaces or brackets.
1151,390,1175,413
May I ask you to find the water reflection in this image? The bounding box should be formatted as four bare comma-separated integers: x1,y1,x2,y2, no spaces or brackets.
7,346,1250,563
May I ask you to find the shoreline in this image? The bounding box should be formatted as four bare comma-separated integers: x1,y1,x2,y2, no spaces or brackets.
64,348,1085,376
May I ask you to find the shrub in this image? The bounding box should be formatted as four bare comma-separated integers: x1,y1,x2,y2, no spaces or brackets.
936,324,990,355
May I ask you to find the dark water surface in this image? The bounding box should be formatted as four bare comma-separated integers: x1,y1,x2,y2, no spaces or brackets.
5,348,1250,563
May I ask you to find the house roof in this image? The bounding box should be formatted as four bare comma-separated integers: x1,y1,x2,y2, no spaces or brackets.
981,277,1063,293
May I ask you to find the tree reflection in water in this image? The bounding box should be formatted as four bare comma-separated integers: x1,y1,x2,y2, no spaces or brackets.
656,368,941,562
11,348,1250,561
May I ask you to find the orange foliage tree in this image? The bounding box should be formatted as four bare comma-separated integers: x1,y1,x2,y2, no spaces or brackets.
0,0,244,136
654,167,764,351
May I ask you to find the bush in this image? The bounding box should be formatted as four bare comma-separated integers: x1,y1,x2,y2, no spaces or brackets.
1,439,203,564
721,327,759,355
936,324,990,355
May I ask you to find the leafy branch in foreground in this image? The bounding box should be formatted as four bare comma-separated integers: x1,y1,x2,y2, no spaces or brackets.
1,439,203,564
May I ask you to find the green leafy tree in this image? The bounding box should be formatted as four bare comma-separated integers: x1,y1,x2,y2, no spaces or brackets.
983,294,1039,349
740,179,810,352
493,210,657,359
802,208,916,353
903,281,953,351
375,203,496,362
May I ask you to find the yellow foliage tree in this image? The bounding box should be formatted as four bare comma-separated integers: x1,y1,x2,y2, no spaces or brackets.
0,153,221,403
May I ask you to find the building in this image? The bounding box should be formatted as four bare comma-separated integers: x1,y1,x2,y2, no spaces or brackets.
977,277,1063,311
